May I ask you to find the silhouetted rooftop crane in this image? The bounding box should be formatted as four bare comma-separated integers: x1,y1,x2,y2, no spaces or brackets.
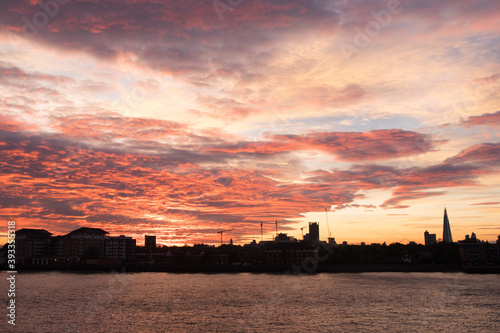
260,221,278,241
325,208,331,238
217,230,231,245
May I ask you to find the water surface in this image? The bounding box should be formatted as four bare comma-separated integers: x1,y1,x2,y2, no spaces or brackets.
7,272,500,332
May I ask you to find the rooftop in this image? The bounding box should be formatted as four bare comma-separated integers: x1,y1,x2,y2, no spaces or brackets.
68,227,109,236
16,228,53,237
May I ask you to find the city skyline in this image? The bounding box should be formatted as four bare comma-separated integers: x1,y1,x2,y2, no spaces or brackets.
1,0,500,246
1,208,490,247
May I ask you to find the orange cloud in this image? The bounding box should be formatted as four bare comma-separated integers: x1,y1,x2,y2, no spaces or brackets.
2,118,499,244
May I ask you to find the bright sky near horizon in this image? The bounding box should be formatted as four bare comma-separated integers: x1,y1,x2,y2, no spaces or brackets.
0,0,499,246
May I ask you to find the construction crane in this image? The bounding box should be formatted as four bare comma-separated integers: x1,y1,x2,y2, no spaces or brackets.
260,222,263,242
260,221,278,241
325,208,331,237
217,230,232,245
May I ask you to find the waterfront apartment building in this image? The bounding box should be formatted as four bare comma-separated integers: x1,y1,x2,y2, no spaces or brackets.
15,228,53,265
9,227,141,266
57,227,109,261
105,235,136,260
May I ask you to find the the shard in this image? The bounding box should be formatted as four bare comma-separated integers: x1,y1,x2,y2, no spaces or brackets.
443,208,453,242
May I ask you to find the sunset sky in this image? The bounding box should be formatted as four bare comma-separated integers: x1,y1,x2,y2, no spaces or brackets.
0,0,499,246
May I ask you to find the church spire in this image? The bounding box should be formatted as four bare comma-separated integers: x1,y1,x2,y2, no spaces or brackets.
443,208,453,242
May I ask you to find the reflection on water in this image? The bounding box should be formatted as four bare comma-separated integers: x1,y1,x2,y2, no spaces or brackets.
9,272,500,332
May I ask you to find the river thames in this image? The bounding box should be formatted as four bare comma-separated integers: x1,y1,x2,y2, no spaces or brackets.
6,271,500,332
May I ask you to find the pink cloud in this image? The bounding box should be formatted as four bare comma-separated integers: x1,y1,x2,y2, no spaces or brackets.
461,111,500,128
51,113,189,142
272,129,442,161
444,143,500,166
193,96,259,121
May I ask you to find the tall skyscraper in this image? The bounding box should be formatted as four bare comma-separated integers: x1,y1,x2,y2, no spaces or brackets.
309,222,319,243
443,208,453,243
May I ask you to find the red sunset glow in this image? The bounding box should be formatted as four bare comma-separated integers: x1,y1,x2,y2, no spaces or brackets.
0,0,499,245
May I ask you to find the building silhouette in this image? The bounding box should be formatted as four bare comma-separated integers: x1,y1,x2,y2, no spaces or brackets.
302,222,320,244
15,229,53,265
309,222,319,242
14,227,116,265
424,230,437,246
459,234,498,266
443,208,453,243
145,235,156,251
275,233,296,243
497,235,500,262
59,227,109,260
105,235,136,260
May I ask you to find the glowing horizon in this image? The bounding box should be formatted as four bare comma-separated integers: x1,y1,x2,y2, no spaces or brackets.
1,0,499,246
